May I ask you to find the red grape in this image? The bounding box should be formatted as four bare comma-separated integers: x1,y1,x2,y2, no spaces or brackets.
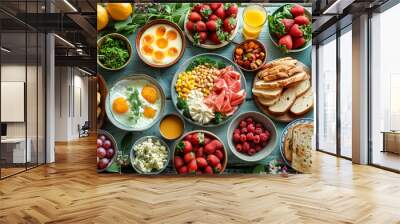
97,139,103,147
106,148,114,158
97,147,106,159
103,140,112,149
98,158,109,169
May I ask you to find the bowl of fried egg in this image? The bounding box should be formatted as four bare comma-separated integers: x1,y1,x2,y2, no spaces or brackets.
105,74,165,131
136,19,185,68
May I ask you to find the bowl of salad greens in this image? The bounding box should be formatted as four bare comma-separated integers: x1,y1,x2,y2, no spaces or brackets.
97,33,132,71
268,4,312,53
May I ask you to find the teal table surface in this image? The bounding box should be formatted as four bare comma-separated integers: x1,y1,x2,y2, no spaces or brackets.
98,4,313,172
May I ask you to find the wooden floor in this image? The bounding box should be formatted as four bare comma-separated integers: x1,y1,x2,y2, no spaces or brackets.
1,136,400,224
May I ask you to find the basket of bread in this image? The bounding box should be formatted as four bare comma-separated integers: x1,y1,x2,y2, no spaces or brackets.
252,57,313,122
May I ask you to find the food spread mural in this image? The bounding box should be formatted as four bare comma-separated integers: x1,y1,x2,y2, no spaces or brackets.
97,3,313,175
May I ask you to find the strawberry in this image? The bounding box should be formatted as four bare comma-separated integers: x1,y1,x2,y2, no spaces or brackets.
223,17,236,32
181,140,193,153
174,156,184,169
188,159,198,173
294,15,310,25
207,154,220,167
210,3,222,11
289,24,303,37
186,21,195,33
213,163,222,173
293,37,305,49
279,35,293,50
192,4,203,13
178,166,188,174
196,157,208,168
214,6,226,19
184,134,192,141
209,32,221,44
189,11,202,22
191,132,205,145
204,136,211,145
184,152,195,164
195,21,207,32
291,4,305,17
194,32,207,44
200,5,212,18
204,166,214,174
206,20,219,32
208,14,219,21
196,146,204,158
226,3,238,18
281,18,294,33
215,150,224,160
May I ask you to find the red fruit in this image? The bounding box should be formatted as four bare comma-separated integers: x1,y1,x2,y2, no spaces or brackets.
184,152,195,164
186,21,195,33
255,123,262,128
98,135,106,141
223,17,236,32
204,139,223,154
196,157,208,168
255,144,262,152
191,132,205,145
233,133,241,143
259,133,268,143
253,135,260,143
213,163,222,173
210,3,222,11
214,6,225,19
196,147,204,158
97,139,103,147
97,147,106,159
184,134,192,141
204,136,211,145
200,5,212,18
98,158,109,169
278,35,293,50
208,32,221,44
245,117,254,123
289,24,303,37
240,134,247,142
255,127,263,135
208,14,219,21
207,154,220,167
241,127,248,134
106,148,114,158
194,31,208,44
178,166,188,174
234,128,241,135
226,3,238,18
294,15,310,25
189,11,202,22
291,4,305,17
215,150,224,160
293,37,305,49
182,140,193,153
242,142,250,153
103,140,111,149
246,132,254,141
236,143,243,152
195,21,207,32
206,20,218,32
248,148,256,156
188,159,198,173
204,166,213,174
247,124,255,133
239,120,247,128
281,18,294,33
174,156,184,169
192,4,203,13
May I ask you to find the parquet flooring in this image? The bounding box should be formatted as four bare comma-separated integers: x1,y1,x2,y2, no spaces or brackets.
1,136,400,224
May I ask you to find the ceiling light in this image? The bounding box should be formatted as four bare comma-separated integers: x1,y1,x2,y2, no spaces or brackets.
1,47,11,53
63,0,78,12
77,67,92,76
54,34,75,48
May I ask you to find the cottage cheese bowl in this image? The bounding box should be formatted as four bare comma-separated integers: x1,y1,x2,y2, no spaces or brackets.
130,136,170,174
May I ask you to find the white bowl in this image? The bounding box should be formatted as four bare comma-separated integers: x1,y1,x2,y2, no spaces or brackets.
227,111,278,162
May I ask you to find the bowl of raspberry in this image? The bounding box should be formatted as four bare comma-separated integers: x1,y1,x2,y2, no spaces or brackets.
227,111,277,162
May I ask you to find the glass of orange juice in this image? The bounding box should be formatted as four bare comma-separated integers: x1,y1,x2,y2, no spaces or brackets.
242,4,267,39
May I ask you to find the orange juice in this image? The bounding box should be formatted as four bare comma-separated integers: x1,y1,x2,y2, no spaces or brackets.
242,5,267,39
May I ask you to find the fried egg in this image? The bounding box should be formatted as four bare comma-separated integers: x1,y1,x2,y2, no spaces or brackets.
109,79,161,129
139,24,182,65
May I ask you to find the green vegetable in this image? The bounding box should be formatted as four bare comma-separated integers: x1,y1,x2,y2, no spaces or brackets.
127,88,142,124
109,3,191,36
176,141,185,153
253,164,266,174
176,97,191,119
186,56,226,71
300,24,312,42
120,132,134,154
98,37,129,69
212,112,224,124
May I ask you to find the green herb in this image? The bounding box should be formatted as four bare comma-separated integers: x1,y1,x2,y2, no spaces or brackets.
176,141,185,153
212,112,224,124
120,132,134,154
301,24,312,42
110,3,191,35
127,88,141,124
176,97,191,119
253,164,266,174
185,56,226,71
98,37,129,69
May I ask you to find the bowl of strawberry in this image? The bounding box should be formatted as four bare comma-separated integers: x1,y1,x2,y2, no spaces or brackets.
184,3,239,49
268,4,311,52
227,112,277,162
173,130,228,174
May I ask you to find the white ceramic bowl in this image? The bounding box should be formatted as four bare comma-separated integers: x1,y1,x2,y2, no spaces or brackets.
227,111,278,162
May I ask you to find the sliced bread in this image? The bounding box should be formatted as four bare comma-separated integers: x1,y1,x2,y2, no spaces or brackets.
290,88,313,115
255,71,309,89
284,127,294,162
268,87,296,115
291,124,314,173
252,88,282,99
291,79,311,97
257,95,280,106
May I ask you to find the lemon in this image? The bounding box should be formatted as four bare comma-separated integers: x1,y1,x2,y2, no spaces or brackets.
106,3,133,21
97,4,109,31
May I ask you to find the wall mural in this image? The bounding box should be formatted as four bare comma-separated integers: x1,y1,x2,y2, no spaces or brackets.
96,3,313,175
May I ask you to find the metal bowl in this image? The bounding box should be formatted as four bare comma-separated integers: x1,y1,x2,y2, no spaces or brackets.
227,111,278,163
105,74,166,131
97,33,132,71
97,129,119,173
130,136,170,175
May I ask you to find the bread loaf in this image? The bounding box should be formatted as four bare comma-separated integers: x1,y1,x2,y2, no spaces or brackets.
291,124,313,173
